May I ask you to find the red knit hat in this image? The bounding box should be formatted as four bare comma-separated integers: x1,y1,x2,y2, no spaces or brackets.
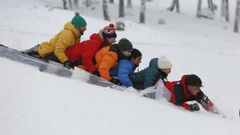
102,23,117,39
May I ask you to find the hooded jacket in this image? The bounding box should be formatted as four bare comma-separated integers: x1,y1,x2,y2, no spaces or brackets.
38,22,81,63
95,44,128,81
65,33,103,73
164,75,217,112
110,59,137,87
130,58,167,89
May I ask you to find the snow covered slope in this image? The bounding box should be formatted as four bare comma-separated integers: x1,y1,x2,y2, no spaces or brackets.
0,57,239,135
1,0,240,135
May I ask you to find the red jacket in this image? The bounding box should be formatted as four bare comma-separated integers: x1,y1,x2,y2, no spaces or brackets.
164,75,217,112
65,33,103,73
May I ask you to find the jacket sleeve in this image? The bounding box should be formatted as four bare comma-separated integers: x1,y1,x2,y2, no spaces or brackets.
196,91,218,113
118,61,133,87
180,102,191,110
98,53,117,81
81,43,98,73
143,70,156,89
54,31,75,63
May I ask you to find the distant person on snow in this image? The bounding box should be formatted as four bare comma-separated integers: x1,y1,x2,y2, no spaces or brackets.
129,56,172,90
162,74,218,112
110,48,142,87
41,23,117,71
23,12,87,69
95,38,133,85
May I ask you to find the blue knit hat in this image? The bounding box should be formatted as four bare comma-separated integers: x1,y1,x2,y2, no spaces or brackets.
71,12,87,27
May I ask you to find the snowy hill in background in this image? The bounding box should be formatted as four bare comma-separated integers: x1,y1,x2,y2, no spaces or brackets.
1,0,240,135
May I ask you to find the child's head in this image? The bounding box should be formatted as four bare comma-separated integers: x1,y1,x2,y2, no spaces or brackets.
185,74,202,96
158,56,172,75
130,48,142,66
118,38,133,57
71,12,87,35
102,23,117,45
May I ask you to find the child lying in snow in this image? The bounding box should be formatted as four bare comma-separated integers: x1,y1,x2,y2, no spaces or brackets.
143,74,218,113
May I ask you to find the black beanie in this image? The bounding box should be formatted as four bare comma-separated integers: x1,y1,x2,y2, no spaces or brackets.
185,74,202,87
118,38,133,51
131,48,142,59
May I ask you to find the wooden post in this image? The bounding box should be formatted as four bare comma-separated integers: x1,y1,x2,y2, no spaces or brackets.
175,0,180,13
234,0,240,33
119,0,125,18
68,0,73,9
140,0,146,23
103,0,110,21
225,0,229,22
196,0,202,18
127,0,132,8
63,0,67,9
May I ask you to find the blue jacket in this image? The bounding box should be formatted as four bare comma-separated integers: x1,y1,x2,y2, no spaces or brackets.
130,58,165,89
110,59,136,87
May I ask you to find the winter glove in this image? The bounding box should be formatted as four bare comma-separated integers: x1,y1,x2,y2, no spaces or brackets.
91,70,100,76
63,60,75,69
159,69,168,81
110,78,122,86
190,103,200,111
196,91,218,113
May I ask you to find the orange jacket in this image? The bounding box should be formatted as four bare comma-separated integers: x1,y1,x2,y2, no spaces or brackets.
95,46,118,81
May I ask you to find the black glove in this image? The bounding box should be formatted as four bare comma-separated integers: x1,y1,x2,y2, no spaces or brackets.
159,69,168,80
110,78,122,86
63,60,75,69
91,70,100,76
190,103,200,111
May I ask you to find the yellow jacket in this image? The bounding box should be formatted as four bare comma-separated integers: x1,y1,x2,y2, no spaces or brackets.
38,22,81,63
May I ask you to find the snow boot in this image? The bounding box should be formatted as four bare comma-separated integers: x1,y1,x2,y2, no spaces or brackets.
22,45,40,58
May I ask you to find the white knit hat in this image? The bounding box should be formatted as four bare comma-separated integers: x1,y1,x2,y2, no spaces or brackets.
158,56,172,69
